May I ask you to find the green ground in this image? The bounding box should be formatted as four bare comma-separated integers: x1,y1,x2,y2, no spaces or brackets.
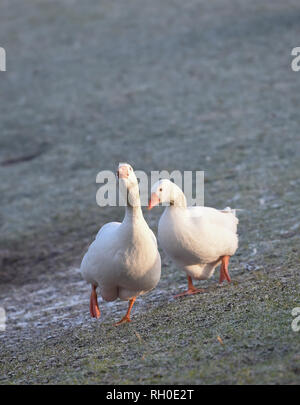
0,0,300,384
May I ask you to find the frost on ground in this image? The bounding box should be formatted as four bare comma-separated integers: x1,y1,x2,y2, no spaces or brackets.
0,0,300,384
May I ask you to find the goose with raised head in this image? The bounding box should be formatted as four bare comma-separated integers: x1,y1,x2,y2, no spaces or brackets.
148,179,238,297
80,163,161,325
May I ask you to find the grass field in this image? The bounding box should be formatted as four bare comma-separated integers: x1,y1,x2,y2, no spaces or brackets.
0,0,300,384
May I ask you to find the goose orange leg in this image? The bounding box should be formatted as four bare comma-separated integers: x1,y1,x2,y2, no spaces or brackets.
90,284,100,319
114,297,137,326
219,255,231,283
174,276,205,298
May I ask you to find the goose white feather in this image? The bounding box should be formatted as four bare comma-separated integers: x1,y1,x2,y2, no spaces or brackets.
149,179,238,294
80,163,161,323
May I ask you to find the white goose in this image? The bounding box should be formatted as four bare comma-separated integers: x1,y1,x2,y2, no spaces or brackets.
148,179,238,297
80,163,161,325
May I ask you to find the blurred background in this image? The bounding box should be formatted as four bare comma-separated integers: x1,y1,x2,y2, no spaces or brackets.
0,0,300,384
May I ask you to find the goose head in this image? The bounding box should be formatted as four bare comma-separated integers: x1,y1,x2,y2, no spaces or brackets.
117,163,140,207
117,163,137,185
148,179,184,209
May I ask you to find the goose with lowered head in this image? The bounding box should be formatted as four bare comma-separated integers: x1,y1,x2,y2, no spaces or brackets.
148,179,238,297
80,163,161,325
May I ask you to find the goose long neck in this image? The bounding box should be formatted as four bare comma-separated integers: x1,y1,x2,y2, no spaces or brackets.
123,184,144,224
124,204,143,223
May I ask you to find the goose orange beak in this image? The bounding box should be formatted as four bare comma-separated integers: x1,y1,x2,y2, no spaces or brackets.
148,193,160,210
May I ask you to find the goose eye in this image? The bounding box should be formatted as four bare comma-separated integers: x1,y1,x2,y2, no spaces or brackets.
159,188,162,192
